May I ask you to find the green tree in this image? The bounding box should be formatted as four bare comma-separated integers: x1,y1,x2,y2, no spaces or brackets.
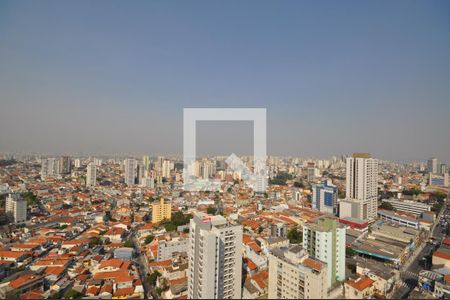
63,289,82,299
124,240,134,248
207,206,217,215
287,228,303,244
148,270,161,286
379,201,394,210
144,235,154,245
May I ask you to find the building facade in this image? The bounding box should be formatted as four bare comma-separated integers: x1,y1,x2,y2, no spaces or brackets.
86,162,96,187
188,213,242,299
312,179,338,215
151,198,172,224
345,153,378,221
303,216,346,289
268,245,328,299
6,193,27,223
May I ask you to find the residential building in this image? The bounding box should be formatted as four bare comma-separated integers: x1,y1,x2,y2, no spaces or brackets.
268,245,328,299
303,216,346,289
427,157,438,174
157,237,188,261
86,162,96,187
188,213,242,299
312,179,338,215
345,153,378,221
152,198,172,224
124,158,137,186
6,193,27,223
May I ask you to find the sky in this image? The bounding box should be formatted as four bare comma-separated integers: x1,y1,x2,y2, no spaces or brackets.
0,1,449,162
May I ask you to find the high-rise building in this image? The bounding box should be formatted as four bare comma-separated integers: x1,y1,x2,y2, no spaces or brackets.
268,245,328,299
312,179,338,215
74,158,81,168
151,198,172,224
59,156,71,174
162,159,171,178
40,157,60,180
440,163,447,175
6,193,27,223
142,155,150,175
303,216,346,289
303,216,346,288
86,162,96,187
124,158,137,186
188,213,242,299
345,153,378,220
427,157,438,174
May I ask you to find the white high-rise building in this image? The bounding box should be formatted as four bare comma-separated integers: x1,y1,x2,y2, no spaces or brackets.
124,159,137,186
345,153,378,220
41,157,60,180
427,157,438,174
303,216,346,289
6,193,27,223
188,213,242,299
268,245,328,299
86,162,96,187
74,158,82,168
162,159,171,178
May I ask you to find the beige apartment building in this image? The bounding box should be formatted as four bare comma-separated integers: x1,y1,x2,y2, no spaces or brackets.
268,245,328,299
151,198,172,224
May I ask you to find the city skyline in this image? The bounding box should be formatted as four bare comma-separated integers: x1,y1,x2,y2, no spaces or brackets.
1,1,450,162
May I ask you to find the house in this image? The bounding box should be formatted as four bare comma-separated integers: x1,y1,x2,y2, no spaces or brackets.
344,276,375,299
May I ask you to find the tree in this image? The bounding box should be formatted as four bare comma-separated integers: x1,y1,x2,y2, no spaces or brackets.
257,226,264,234
346,247,356,257
145,235,154,245
148,270,161,286
207,206,217,215
124,240,134,248
164,223,177,232
379,201,394,211
89,237,101,247
63,289,82,299
287,228,302,244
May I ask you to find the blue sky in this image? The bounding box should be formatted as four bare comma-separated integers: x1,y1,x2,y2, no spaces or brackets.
1,1,449,162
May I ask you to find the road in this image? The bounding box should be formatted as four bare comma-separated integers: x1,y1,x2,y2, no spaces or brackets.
132,233,153,299
392,205,447,299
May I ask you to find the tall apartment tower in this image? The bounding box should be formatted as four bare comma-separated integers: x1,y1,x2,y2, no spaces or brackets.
6,193,27,223
312,179,338,215
124,158,137,186
303,216,346,289
268,245,328,299
86,162,96,187
188,213,242,299
151,198,172,224
345,153,378,220
427,157,438,174
59,156,71,174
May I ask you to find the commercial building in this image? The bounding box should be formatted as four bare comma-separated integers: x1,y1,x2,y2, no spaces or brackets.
377,210,420,229
268,245,328,299
6,193,27,223
344,153,378,221
188,213,242,299
312,179,338,215
381,198,431,215
152,198,172,224
303,216,346,288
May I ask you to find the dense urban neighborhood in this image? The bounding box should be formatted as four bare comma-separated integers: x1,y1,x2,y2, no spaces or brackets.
0,154,449,299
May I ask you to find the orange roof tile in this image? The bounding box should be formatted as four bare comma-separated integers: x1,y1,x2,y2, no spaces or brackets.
346,276,375,291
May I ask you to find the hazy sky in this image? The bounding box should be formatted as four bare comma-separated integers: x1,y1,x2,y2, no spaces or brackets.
1,1,450,162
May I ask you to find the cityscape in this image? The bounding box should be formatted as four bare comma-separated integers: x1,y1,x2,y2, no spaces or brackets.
1,1,450,300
